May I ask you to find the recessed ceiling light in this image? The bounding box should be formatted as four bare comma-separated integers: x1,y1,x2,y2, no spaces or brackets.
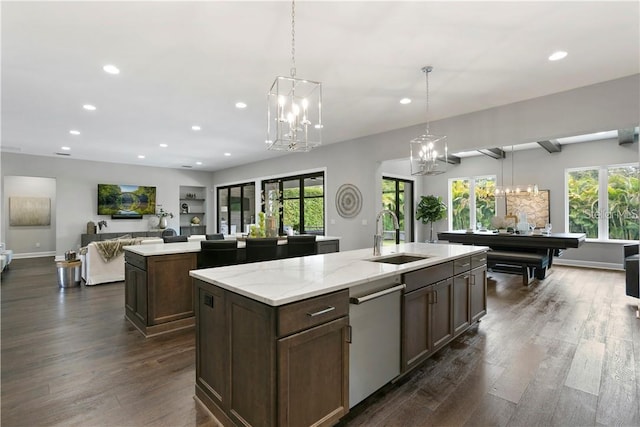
83,104,97,111
224,152,231,157
192,125,201,131
548,51,568,61
314,124,323,129
235,102,247,109
69,130,80,135
61,146,71,151
159,143,168,148
400,98,412,105
196,161,203,165
137,155,145,159
103,64,120,75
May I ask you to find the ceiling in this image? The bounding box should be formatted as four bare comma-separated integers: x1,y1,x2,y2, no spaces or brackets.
2,1,639,171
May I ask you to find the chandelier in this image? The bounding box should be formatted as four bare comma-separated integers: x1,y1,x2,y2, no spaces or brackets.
410,66,447,176
494,145,539,197
267,0,322,152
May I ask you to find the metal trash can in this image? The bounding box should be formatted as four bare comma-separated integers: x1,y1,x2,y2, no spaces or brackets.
56,259,82,288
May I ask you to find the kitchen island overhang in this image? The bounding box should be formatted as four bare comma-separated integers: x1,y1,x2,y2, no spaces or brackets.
189,242,489,306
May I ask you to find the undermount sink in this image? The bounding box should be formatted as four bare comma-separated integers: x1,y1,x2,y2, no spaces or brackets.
368,254,430,265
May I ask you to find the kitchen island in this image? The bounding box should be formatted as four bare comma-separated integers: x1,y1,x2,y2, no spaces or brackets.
123,236,340,337
190,242,489,427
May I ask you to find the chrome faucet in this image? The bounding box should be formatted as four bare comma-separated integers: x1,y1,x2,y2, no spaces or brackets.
374,209,399,256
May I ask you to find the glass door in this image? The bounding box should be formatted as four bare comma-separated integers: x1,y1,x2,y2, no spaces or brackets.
382,177,414,244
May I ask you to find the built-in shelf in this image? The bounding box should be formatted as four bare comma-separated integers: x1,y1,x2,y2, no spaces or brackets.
179,186,207,236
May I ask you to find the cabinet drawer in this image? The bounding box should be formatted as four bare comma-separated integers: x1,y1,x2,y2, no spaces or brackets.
453,256,471,275
403,261,453,293
277,290,349,337
125,252,146,271
471,252,487,269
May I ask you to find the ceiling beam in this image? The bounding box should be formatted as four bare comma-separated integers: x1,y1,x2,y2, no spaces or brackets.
537,140,562,153
618,128,638,145
446,154,461,165
477,148,505,159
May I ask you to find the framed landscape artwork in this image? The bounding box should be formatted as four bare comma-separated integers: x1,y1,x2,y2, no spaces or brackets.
9,197,51,226
505,190,550,228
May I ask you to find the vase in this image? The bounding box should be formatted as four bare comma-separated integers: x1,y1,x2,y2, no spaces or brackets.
428,222,437,243
159,217,168,229
265,215,277,238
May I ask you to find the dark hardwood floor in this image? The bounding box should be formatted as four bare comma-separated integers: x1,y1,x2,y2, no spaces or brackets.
1,257,638,426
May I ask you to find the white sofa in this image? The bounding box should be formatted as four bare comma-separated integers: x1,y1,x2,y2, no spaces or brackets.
0,243,12,272
81,238,163,285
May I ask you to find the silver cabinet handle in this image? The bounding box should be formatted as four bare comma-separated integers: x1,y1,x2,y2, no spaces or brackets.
459,263,470,267
307,306,336,317
350,283,406,305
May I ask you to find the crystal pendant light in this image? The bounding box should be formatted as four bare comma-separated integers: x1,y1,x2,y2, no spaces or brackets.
267,0,322,152
494,146,539,197
410,66,447,176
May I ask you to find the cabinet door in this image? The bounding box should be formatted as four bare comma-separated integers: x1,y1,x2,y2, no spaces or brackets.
452,273,471,337
195,284,227,409
470,266,487,323
278,316,349,427
402,286,431,372
430,279,453,351
125,263,147,323
147,254,196,325
227,291,277,427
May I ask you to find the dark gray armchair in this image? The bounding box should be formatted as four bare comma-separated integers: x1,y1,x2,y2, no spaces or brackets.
624,243,639,299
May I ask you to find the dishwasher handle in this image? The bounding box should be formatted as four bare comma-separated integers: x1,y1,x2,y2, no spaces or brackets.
350,283,406,305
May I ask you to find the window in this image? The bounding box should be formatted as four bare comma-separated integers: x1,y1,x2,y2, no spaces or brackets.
262,172,324,235
567,164,639,240
217,182,255,235
449,176,496,230
382,177,414,244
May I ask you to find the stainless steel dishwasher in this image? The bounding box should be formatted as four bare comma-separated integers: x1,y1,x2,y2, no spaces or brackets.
349,276,404,408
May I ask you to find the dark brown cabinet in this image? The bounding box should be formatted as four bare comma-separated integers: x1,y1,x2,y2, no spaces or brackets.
124,251,197,337
125,263,147,324
470,265,487,323
402,285,431,370
402,278,453,372
194,279,349,427
401,253,487,374
430,279,453,350
195,285,227,410
452,273,471,336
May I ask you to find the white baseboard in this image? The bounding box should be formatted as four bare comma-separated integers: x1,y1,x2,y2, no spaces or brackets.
12,251,56,259
554,259,624,271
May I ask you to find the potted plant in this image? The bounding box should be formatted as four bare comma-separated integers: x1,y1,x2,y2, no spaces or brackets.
416,195,447,243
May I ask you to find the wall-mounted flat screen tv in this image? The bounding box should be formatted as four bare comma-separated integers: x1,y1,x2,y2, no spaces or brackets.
97,184,156,218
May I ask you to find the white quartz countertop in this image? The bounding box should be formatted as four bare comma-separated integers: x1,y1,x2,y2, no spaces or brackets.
124,235,341,256
190,242,488,306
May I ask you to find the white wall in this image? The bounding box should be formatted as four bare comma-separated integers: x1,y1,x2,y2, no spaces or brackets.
2,75,638,261
3,176,56,256
213,75,639,254
0,154,213,257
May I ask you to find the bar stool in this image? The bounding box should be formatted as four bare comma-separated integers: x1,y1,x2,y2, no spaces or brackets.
286,235,317,258
245,238,279,263
198,240,238,268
